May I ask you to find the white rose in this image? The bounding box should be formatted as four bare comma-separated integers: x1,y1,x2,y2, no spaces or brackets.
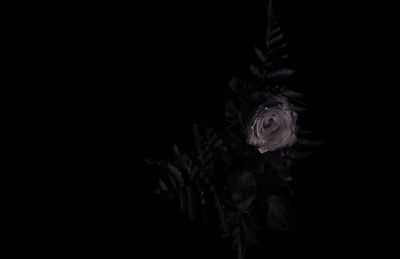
246,96,297,153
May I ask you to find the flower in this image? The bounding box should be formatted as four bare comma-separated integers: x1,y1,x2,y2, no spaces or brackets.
246,96,297,153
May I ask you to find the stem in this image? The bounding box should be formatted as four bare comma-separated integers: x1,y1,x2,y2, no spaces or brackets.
238,244,243,259
237,227,244,259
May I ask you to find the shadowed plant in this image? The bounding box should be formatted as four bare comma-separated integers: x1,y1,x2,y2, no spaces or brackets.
146,1,318,258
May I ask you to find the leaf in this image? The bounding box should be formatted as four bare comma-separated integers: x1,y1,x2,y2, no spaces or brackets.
284,150,311,160
208,132,218,145
229,170,257,212
250,64,266,77
264,151,293,181
229,78,241,92
173,145,193,175
166,162,184,187
232,226,241,237
143,158,162,166
231,234,240,250
267,68,295,81
267,42,289,56
290,104,307,112
265,150,282,167
166,173,177,190
265,0,274,51
214,139,223,148
204,125,213,139
224,100,243,126
266,1,284,54
243,213,262,231
212,189,230,233
241,216,259,245
223,206,241,226
270,33,285,48
266,54,292,67
266,195,296,230
270,25,282,38
297,138,324,147
281,88,304,98
297,128,316,135
173,145,182,161
204,153,213,163
254,47,266,63
243,154,264,175
158,179,168,192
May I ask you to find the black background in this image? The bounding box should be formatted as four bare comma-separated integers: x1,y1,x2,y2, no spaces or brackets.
2,0,394,258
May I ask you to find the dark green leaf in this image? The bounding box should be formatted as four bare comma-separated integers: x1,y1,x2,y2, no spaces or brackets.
267,68,295,81
173,145,194,175
229,78,241,92
173,145,182,161
158,179,168,192
266,195,296,230
270,26,282,38
297,138,323,146
224,100,239,124
250,64,266,77
290,104,307,112
166,162,184,187
281,88,304,98
243,154,264,175
214,139,223,148
267,42,288,56
229,171,257,212
270,33,285,48
241,217,259,245
254,47,266,63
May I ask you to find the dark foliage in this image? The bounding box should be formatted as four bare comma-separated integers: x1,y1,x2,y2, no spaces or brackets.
147,1,315,258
